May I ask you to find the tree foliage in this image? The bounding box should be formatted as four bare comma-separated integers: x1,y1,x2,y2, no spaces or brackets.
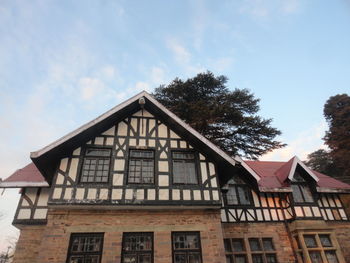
304,149,339,177
323,94,350,178
153,72,285,159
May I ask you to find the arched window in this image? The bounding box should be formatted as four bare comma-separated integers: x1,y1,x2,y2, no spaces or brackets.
226,176,252,206
291,172,314,203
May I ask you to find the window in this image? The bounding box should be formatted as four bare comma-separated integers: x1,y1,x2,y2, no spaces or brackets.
80,148,111,183
291,184,314,203
172,152,198,184
224,237,277,263
121,232,153,263
172,232,202,263
66,233,103,263
291,172,314,204
128,150,154,184
294,233,341,263
226,176,252,206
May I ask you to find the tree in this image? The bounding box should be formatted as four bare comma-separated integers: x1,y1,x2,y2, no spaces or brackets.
304,149,339,177
153,72,285,159
323,94,350,178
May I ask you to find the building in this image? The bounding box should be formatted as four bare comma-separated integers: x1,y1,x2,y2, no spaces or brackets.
1,91,350,263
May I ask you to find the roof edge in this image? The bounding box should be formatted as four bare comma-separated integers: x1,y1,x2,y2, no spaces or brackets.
0,181,49,188
30,91,238,168
31,91,149,158
288,156,319,182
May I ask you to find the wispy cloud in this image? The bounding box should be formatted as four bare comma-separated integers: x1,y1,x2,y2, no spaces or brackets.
239,0,301,20
166,38,191,65
261,121,327,161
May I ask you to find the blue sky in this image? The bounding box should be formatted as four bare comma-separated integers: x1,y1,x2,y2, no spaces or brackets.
0,0,350,251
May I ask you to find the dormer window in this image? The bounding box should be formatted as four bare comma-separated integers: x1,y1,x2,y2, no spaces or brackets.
226,176,252,205
172,151,198,184
128,149,154,184
291,172,314,203
80,148,111,183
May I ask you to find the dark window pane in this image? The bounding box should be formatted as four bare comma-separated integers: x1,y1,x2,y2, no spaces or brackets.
237,186,251,205
138,254,151,263
173,159,197,184
232,239,245,252
304,235,317,248
130,150,154,158
234,255,247,263
319,235,332,247
128,150,154,184
325,251,339,263
249,238,261,251
227,187,238,205
226,255,233,263
292,185,304,203
123,255,137,263
309,251,322,263
266,254,277,263
174,253,186,263
188,253,201,263
69,256,84,263
86,149,111,156
252,254,263,263
173,232,202,263
85,255,100,263
67,234,103,263
173,152,195,160
300,185,314,202
262,238,274,251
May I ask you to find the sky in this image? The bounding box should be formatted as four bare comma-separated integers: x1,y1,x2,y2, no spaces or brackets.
1,0,350,252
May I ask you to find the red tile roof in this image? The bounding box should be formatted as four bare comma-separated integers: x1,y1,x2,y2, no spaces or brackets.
245,160,350,190
0,163,48,187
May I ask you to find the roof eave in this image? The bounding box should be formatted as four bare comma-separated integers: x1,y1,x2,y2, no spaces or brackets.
0,181,49,188
316,187,350,193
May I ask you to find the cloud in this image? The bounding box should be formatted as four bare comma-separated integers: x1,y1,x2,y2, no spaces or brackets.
282,0,300,14
260,121,327,161
239,0,301,20
79,77,105,100
166,38,191,65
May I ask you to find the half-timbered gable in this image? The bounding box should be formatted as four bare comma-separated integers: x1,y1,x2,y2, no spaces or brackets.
49,108,221,207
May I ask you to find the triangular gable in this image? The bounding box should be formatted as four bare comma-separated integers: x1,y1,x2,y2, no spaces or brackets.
283,156,319,182
30,91,238,182
0,163,49,188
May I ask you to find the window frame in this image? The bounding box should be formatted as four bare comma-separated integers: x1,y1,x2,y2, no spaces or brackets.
293,232,343,263
224,237,278,263
121,232,154,263
171,150,200,185
78,146,112,184
127,148,155,185
225,177,253,207
172,231,203,263
291,183,315,205
66,232,104,263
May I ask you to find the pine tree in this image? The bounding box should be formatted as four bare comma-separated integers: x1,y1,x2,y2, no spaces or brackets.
153,72,285,159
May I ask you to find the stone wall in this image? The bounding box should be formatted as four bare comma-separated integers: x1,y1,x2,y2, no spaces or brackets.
222,222,296,263
12,225,45,263
34,208,225,263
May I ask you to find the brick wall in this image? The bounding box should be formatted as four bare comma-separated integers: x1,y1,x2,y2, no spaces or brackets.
34,208,226,263
222,222,296,263
12,225,45,263
326,221,350,261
